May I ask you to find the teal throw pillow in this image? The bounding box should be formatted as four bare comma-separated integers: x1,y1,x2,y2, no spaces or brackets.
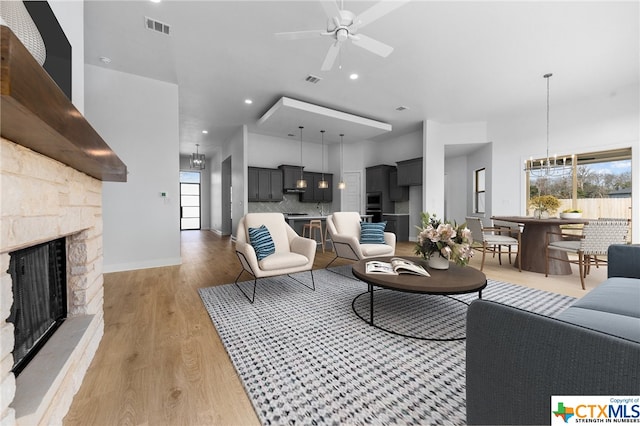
359,221,387,244
248,224,275,260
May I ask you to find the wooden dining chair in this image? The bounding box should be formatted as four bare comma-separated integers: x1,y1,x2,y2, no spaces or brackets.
466,217,521,272
545,218,630,289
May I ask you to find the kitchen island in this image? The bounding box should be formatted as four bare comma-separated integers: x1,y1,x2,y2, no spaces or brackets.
284,214,373,250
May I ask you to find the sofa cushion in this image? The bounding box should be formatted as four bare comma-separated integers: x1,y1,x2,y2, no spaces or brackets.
361,243,395,257
557,277,640,343
244,213,290,253
248,224,275,260
359,222,387,244
569,278,640,318
332,212,362,238
557,308,640,343
259,252,309,271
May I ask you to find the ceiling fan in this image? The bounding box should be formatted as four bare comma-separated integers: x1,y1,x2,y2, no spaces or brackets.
275,0,410,71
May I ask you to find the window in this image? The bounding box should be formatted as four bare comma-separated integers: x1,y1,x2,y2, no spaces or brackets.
475,168,486,214
526,148,632,218
180,171,201,230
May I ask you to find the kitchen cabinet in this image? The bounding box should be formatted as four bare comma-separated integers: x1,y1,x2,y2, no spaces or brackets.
389,168,409,201
366,164,393,193
299,172,333,203
397,157,423,186
248,167,283,202
382,214,409,241
278,164,305,192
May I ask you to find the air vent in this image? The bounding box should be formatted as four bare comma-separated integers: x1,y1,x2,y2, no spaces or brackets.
395,105,409,111
145,17,171,35
305,75,322,84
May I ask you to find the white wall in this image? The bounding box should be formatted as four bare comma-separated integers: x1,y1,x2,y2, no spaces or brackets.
488,83,639,241
445,155,468,224
211,126,247,237
85,65,181,272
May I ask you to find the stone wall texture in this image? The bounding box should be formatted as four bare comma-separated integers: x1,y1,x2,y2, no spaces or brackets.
0,138,105,425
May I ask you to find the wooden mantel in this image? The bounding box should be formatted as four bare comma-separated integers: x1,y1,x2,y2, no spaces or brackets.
0,25,127,182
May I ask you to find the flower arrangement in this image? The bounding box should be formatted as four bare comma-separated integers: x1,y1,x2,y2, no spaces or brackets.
415,212,474,266
529,195,560,214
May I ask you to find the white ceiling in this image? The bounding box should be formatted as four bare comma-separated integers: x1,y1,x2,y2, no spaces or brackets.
84,1,640,157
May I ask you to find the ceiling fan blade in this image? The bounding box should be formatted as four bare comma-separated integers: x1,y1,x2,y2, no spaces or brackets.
275,30,325,40
354,0,411,30
320,0,341,20
350,33,394,57
321,41,341,71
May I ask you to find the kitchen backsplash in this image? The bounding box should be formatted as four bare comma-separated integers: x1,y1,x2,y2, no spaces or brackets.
249,194,410,215
248,194,335,215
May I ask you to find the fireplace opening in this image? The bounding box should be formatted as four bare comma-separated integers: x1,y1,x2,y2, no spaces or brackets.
8,238,67,376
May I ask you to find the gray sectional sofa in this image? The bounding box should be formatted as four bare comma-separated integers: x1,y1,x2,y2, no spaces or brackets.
466,244,640,425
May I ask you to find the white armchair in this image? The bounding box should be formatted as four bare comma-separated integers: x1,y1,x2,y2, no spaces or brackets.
325,212,396,268
235,213,316,302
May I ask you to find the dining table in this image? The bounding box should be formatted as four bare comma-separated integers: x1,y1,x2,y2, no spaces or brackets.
490,216,591,275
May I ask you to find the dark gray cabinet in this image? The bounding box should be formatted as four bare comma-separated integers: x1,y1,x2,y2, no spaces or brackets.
397,157,423,186
278,164,304,192
248,167,283,202
299,172,333,203
382,214,409,241
366,164,393,193
389,168,409,201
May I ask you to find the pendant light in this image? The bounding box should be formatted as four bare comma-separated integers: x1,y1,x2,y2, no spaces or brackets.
296,126,307,189
338,133,346,189
190,144,205,170
524,73,573,177
318,130,329,189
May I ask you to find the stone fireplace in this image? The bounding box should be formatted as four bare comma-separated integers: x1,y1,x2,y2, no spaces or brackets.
0,138,105,425
1,24,126,425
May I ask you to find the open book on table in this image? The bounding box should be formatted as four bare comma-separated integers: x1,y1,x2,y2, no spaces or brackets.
366,257,431,277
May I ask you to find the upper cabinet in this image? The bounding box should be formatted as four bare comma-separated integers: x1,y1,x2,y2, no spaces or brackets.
248,167,283,202
278,164,304,192
299,172,333,203
397,157,423,186
366,165,393,193
389,168,409,201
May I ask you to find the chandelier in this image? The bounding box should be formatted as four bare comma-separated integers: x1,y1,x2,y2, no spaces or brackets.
190,144,205,170
524,73,573,177
318,130,329,189
296,126,307,189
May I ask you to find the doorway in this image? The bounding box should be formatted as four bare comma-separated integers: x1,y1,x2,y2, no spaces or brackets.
180,171,201,230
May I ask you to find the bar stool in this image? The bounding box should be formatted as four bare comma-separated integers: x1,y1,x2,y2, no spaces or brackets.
302,219,324,252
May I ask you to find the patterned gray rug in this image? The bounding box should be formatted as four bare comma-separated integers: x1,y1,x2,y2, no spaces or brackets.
198,265,575,425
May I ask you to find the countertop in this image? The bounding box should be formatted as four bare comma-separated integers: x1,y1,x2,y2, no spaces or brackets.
284,214,374,221
382,213,410,216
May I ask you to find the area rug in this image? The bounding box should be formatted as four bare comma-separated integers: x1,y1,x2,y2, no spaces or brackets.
198,266,575,425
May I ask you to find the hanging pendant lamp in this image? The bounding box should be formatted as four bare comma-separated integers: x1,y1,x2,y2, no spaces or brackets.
338,133,346,189
190,144,205,170
524,73,573,177
296,126,307,189
318,130,329,189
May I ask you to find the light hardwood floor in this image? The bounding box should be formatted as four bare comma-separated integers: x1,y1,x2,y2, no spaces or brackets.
63,230,606,425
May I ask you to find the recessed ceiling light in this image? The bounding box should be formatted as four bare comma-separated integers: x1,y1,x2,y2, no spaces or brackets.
99,56,111,64
244,99,253,105
150,0,161,3
349,73,359,80
202,130,208,134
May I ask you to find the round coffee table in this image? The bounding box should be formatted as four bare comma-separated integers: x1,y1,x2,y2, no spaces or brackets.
351,256,487,341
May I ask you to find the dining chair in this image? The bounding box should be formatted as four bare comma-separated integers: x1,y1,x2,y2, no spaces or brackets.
466,217,522,272
545,218,630,289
